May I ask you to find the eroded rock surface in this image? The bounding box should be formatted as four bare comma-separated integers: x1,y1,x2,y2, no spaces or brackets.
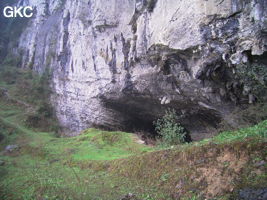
10,0,267,138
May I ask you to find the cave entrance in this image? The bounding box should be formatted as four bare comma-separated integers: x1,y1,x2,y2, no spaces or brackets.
123,116,158,144
123,117,156,135
101,96,195,144
101,97,161,143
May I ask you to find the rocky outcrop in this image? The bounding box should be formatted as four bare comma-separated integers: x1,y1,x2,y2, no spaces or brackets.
10,0,267,138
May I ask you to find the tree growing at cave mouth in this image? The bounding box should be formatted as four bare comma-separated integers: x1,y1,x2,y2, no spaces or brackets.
154,109,186,146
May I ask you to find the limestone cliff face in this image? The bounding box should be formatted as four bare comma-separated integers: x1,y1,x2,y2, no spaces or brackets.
14,0,267,138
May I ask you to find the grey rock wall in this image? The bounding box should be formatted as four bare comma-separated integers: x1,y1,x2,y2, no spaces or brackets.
14,0,267,138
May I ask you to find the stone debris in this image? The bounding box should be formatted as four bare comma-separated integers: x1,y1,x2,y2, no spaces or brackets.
5,144,20,153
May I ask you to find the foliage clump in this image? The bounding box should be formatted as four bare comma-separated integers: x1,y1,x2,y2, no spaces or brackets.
0,60,59,132
236,63,267,101
154,109,186,146
146,0,158,12
0,56,20,84
23,69,59,132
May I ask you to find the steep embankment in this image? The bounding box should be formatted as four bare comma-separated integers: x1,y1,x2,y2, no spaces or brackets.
0,80,266,200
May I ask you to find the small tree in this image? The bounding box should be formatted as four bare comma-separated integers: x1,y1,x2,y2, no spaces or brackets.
154,109,186,146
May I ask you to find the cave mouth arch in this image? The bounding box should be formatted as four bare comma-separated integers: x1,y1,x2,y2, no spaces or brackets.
100,96,195,143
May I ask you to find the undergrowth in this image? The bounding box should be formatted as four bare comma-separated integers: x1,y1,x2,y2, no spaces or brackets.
0,62,266,199
0,98,159,200
0,96,266,199
0,62,59,132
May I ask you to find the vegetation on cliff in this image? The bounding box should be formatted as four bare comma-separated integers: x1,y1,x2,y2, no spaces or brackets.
0,59,58,132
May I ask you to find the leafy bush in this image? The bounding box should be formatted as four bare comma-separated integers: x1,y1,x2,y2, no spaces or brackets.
0,132,4,142
37,102,54,118
0,64,59,132
25,113,42,128
0,59,20,84
23,69,59,132
31,68,52,103
25,103,59,132
154,109,186,146
2,55,20,66
236,63,267,100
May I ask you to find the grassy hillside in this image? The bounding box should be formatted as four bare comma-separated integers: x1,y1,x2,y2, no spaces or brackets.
0,67,266,200
0,98,157,200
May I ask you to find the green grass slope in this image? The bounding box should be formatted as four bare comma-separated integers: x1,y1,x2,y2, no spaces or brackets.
0,68,266,200
0,96,158,200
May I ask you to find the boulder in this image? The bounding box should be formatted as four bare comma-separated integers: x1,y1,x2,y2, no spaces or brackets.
5,144,19,153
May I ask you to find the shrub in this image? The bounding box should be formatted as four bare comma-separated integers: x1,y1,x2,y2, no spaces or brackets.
235,63,267,100
37,102,54,118
23,69,59,132
25,113,42,128
2,55,20,66
31,68,52,102
25,110,59,133
0,64,20,84
0,55,59,133
0,132,4,142
154,109,186,146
